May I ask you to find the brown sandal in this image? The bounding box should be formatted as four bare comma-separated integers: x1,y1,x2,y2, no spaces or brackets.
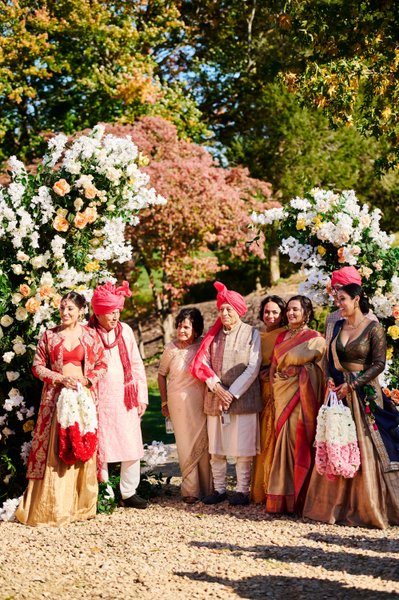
182,496,199,504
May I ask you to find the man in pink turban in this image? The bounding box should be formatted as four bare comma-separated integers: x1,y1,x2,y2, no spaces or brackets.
90,281,149,509
191,282,262,506
325,267,377,345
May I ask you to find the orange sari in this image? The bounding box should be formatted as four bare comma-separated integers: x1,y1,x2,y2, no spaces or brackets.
266,329,325,514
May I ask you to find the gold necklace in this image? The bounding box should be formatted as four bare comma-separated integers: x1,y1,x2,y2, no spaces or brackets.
345,316,367,330
287,323,307,338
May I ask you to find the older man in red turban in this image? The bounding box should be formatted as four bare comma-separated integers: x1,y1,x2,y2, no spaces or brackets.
191,281,262,506
90,281,148,509
325,267,377,345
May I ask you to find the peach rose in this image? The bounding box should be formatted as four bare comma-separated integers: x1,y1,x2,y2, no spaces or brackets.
391,389,399,405
74,212,88,229
337,247,345,263
39,285,53,298
53,215,69,232
19,284,30,297
392,305,399,320
52,294,62,308
83,206,98,224
25,297,41,314
84,184,97,200
53,179,71,196
383,387,392,397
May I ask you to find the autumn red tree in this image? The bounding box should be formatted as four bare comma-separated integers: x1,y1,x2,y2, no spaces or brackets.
105,117,277,341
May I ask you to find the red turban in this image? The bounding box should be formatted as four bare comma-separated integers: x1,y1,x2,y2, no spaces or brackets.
331,267,362,287
91,281,132,315
214,281,247,316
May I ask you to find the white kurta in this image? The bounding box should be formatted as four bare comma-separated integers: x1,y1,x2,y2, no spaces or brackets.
97,322,148,463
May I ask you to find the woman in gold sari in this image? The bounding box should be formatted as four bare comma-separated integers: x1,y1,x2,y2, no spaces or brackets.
303,284,399,528
266,296,326,514
251,295,287,503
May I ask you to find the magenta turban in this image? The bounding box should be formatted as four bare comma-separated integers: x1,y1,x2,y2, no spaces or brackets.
91,281,132,315
214,281,247,316
331,267,362,287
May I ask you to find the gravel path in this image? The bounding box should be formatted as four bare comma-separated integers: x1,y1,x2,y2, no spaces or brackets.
1,453,399,600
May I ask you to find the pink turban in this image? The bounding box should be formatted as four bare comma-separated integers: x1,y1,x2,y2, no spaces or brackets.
91,281,132,315
190,281,247,382
215,281,247,316
331,267,362,287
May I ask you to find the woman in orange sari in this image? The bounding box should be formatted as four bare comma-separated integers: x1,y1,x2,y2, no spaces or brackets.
266,296,326,514
251,295,287,503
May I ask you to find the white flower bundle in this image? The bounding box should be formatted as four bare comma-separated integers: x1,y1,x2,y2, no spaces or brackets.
56,384,97,435
315,390,361,479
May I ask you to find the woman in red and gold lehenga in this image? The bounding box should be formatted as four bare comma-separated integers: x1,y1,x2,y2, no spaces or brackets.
16,292,107,527
266,295,326,515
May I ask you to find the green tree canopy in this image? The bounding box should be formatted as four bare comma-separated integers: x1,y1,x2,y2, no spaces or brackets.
0,0,205,162
171,1,399,229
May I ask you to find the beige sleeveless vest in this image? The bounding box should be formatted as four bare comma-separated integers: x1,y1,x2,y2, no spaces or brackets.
204,320,262,416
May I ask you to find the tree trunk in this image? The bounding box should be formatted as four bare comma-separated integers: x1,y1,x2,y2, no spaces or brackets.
161,312,175,345
136,320,146,359
269,226,280,284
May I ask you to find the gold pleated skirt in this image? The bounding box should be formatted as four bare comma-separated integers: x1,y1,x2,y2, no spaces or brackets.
16,412,98,527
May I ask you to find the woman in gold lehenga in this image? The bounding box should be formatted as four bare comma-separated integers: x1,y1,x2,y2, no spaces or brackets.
303,284,399,528
251,295,287,503
16,292,107,527
158,308,212,504
266,296,326,514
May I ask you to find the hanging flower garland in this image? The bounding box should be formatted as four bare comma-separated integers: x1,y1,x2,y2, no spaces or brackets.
252,188,399,397
0,125,166,499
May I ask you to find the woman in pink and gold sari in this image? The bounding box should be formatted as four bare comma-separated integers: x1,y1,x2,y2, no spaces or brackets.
266,296,326,515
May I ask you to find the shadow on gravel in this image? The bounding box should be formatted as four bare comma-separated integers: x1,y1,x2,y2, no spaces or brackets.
305,532,399,554
175,571,396,599
189,540,399,582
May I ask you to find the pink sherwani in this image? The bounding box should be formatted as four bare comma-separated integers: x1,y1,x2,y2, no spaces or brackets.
97,322,148,463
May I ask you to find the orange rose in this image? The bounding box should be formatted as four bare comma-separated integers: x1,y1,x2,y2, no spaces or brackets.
392,305,399,320
74,212,88,229
53,179,71,196
39,285,53,298
51,294,62,308
383,387,392,397
83,206,98,224
23,419,35,433
53,215,69,232
278,13,292,30
84,184,97,200
19,284,30,297
391,389,399,405
26,297,41,314
337,247,345,263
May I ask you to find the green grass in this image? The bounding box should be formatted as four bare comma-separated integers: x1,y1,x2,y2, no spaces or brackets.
141,385,175,444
